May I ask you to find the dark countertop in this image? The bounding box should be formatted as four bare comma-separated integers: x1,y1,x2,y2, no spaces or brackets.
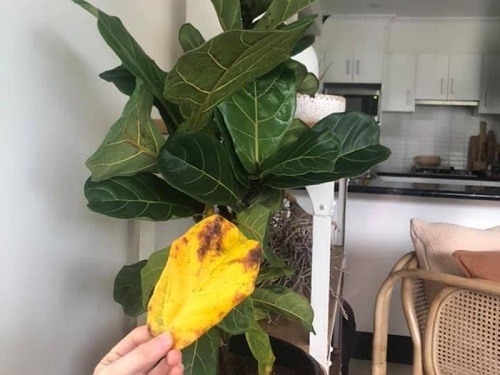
348,173,500,201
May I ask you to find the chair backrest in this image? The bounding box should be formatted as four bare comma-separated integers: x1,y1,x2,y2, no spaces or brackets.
401,255,500,375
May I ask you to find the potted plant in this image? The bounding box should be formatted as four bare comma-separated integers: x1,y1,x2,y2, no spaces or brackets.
74,0,390,374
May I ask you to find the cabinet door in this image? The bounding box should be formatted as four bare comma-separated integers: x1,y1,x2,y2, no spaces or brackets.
323,51,353,83
479,55,500,114
353,50,383,83
382,54,416,112
448,54,482,101
415,54,449,100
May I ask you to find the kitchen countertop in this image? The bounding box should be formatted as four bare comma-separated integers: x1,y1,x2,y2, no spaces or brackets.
348,172,500,201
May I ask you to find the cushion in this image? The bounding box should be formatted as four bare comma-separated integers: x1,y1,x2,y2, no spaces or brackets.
453,250,500,282
410,218,500,299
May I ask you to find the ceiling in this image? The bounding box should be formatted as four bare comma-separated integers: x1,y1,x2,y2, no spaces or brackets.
320,0,500,17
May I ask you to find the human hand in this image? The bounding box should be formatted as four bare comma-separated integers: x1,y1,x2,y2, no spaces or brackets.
93,325,184,375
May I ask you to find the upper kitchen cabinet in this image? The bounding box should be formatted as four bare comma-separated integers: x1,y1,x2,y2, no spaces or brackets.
320,17,390,84
415,54,482,101
479,55,500,114
382,54,416,112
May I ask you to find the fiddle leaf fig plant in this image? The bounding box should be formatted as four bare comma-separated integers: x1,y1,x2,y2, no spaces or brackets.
74,0,391,374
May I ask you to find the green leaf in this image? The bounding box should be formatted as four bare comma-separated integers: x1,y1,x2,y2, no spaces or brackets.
210,0,243,30
113,260,147,317
252,286,314,332
214,109,250,188
85,174,203,220
254,0,318,30
260,127,341,178
157,132,244,206
179,23,205,52
182,329,219,375
314,111,391,177
262,112,391,188
237,205,284,268
140,247,170,309
249,188,284,214
284,59,308,85
297,72,319,96
245,321,275,375
291,34,315,56
99,66,182,133
99,65,135,96
86,80,166,182
72,0,181,132
218,298,254,334
164,18,313,132
256,265,294,284
218,65,296,174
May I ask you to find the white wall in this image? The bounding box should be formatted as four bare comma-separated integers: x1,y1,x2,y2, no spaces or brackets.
0,0,184,374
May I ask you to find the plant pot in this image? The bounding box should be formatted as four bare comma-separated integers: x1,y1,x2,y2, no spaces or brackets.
218,334,325,375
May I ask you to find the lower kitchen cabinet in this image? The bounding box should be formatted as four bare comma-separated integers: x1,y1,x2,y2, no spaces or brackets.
382,54,416,112
479,55,500,114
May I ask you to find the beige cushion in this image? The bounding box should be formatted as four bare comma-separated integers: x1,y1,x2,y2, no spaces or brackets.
453,250,500,282
410,218,500,299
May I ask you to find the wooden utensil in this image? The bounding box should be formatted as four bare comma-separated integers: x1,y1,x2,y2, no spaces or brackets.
486,130,497,166
469,122,488,171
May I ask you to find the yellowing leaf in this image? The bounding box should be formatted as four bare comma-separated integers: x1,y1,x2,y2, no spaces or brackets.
147,214,262,350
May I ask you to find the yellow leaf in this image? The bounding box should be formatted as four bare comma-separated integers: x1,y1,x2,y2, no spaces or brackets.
147,214,262,350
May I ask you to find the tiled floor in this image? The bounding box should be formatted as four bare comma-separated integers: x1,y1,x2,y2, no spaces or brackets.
348,359,412,375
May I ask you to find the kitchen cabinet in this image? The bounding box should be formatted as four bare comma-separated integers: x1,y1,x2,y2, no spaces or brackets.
416,54,482,101
382,54,416,112
479,55,500,114
325,50,383,83
321,17,389,84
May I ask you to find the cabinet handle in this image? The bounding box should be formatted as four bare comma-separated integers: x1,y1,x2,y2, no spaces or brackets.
440,78,445,94
485,91,489,107
356,60,361,75
346,60,351,76
450,78,455,95
406,90,411,106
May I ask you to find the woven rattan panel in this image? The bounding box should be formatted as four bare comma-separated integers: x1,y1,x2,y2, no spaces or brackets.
432,289,500,375
412,277,430,339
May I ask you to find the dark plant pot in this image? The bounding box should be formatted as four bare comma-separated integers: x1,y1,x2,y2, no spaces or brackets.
219,334,325,375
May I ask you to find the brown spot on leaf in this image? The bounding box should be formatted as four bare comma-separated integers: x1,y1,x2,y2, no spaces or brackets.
232,292,246,305
197,215,223,260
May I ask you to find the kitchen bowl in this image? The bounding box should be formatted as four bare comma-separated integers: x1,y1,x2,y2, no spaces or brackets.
413,155,441,168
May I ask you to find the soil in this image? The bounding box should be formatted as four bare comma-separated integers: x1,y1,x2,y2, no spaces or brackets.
218,348,303,375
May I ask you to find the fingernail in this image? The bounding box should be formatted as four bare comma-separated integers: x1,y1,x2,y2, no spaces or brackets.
156,332,172,349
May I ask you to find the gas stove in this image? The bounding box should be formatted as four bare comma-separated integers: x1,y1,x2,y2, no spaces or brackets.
410,166,478,179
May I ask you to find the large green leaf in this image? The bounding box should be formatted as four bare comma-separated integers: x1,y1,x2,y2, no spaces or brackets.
297,73,319,96
164,18,313,132
179,23,205,52
113,260,147,317
218,298,254,334
214,109,250,188
86,81,165,182
260,127,341,177
255,0,318,30
210,0,243,30
140,247,170,308
183,329,219,375
218,65,296,174
249,187,284,214
245,321,275,375
72,0,181,133
252,286,314,332
157,132,244,206
314,111,391,177
262,112,391,188
99,65,182,131
237,204,284,267
291,34,315,56
85,174,203,220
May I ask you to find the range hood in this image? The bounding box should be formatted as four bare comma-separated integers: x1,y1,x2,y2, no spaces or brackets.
415,99,479,107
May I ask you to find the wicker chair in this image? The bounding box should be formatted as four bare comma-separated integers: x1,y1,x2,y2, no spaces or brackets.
372,252,500,375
